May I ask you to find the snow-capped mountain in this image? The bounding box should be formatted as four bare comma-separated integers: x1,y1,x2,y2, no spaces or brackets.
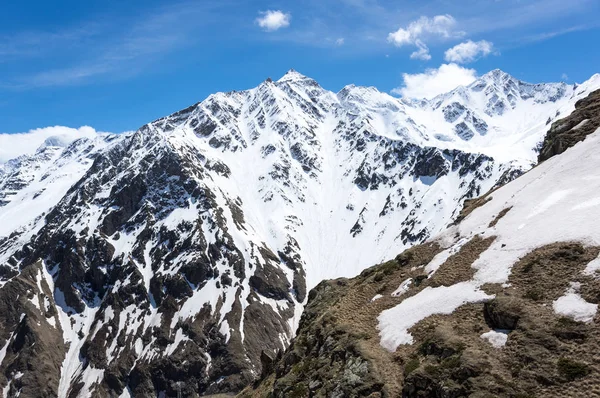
0,69,598,397
246,91,600,398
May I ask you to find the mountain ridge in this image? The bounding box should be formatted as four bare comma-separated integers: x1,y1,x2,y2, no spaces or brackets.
0,70,598,397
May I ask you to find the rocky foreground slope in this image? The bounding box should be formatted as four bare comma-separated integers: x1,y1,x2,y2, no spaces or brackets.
243,89,600,398
0,71,598,397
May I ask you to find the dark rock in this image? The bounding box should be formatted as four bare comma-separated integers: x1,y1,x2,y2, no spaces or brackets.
539,88,600,162
249,261,291,302
483,297,522,330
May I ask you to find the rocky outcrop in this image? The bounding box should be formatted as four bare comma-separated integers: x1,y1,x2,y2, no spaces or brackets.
539,88,600,162
0,261,65,398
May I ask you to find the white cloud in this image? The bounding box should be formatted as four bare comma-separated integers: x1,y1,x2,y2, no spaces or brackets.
388,15,460,46
387,15,464,61
335,38,345,46
444,40,494,63
0,126,102,163
388,28,412,47
392,63,477,99
388,15,463,60
256,10,291,32
410,40,431,60
561,73,569,81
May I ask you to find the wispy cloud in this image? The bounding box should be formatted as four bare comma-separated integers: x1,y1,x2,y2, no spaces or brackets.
2,1,232,89
0,25,101,59
18,64,116,88
517,25,592,44
455,0,596,36
388,15,463,47
387,14,464,61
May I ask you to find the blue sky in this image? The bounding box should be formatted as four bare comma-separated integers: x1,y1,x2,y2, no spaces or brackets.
1,0,599,134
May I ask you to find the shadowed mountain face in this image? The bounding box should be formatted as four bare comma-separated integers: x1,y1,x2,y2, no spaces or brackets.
0,70,598,397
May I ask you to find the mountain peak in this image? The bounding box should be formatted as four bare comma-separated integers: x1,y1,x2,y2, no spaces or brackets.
277,68,312,83
34,134,83,155
479,69,519,85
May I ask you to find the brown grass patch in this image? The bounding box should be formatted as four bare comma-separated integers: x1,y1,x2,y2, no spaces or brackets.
453,195,492,225
488,207,512,228
244,241,600,398
428,235,496,287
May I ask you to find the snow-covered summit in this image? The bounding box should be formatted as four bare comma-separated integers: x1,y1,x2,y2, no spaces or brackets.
160,69,600,168
277,68,314,83
38,135,74,149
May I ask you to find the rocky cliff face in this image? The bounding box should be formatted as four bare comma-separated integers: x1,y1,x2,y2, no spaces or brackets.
0,70,598,397
243,89,600,398
539,88,600,162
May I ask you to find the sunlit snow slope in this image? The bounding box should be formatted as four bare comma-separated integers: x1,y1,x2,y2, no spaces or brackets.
379,126,600,351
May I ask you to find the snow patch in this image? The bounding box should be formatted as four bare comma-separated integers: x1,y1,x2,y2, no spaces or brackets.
553,293,597,323
480,330,509,348
391,278,412,297
572,119,589,130
584,254,600,276
378,282,492,350
378,128,600,350
0,332,15,367
219,320,231,343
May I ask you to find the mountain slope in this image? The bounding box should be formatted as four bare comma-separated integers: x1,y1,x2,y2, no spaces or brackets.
0,71,598,397
244,93,600,397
